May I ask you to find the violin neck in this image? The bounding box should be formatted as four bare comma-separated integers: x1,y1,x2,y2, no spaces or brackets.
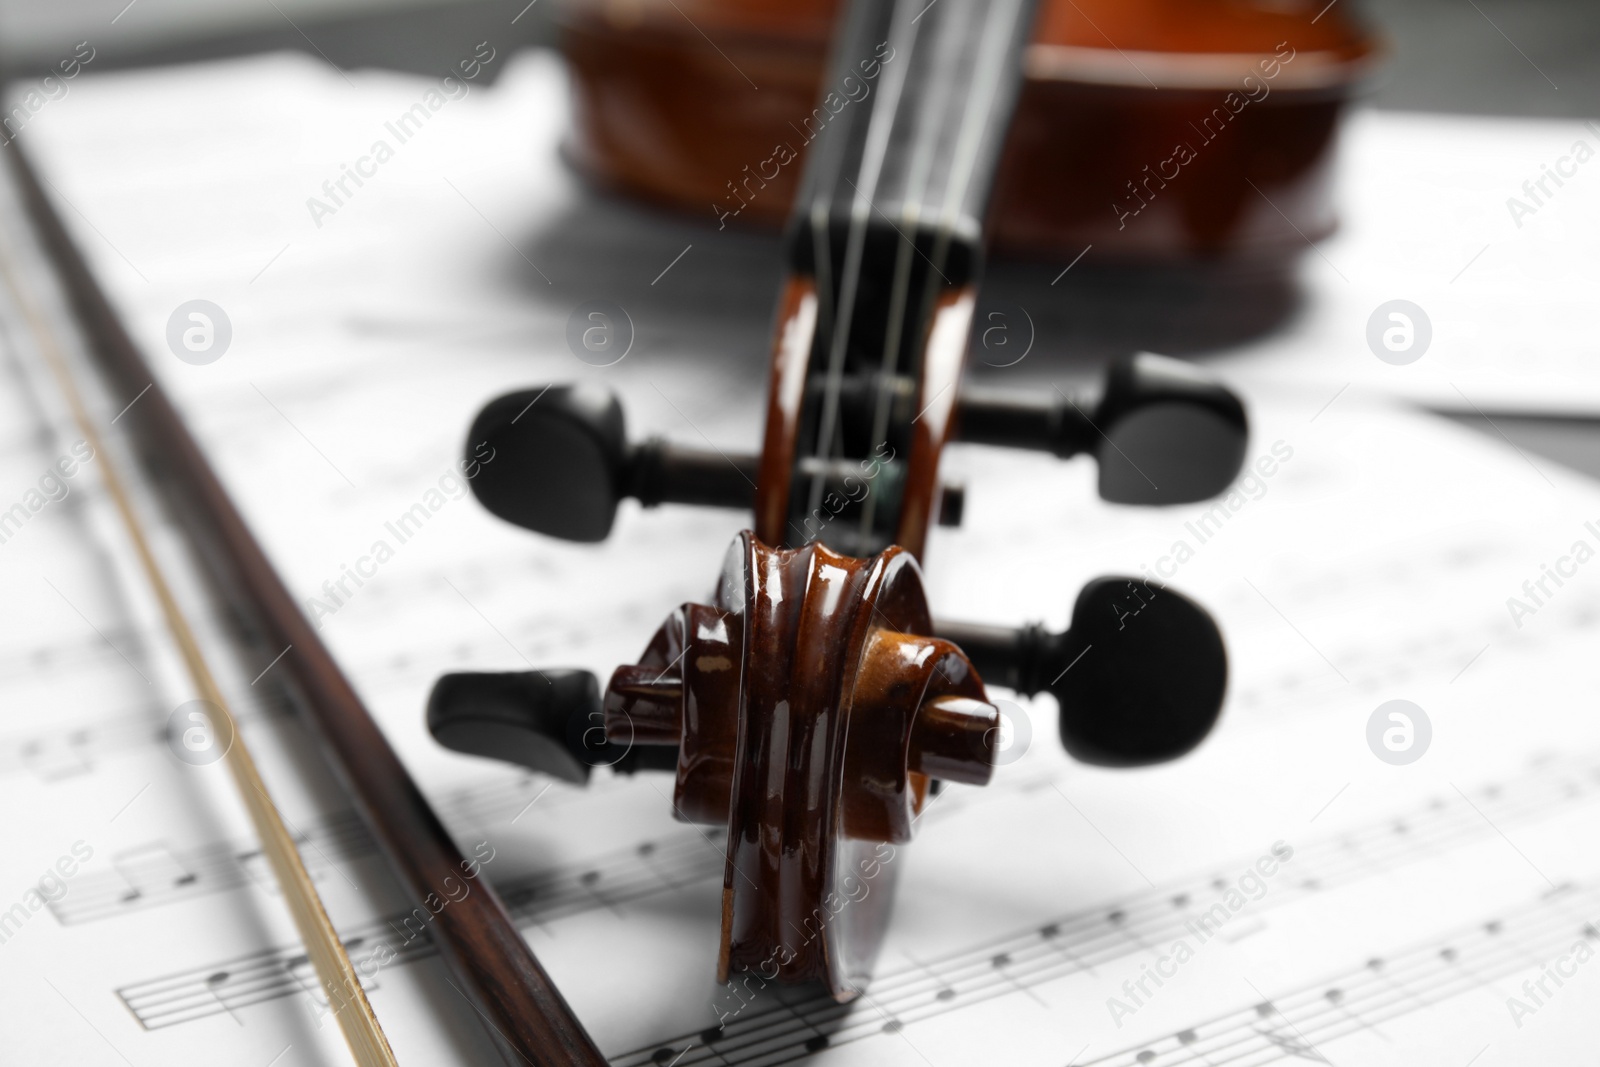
768,0,1038,557
787,0,1039,290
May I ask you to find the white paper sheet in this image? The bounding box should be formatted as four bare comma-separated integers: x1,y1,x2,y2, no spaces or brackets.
1204,109,1600,415
3,48,1599,1067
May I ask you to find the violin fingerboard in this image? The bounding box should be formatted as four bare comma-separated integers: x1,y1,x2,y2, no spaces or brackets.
787,0,1040,288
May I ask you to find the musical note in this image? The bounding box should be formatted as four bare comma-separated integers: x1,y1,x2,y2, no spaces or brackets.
55,755,1069,928
9,48,1600,1066
15,728,95,780
109,843,198,906
637,840,687,891
589,764,1600,1066
0,694,289,781
1076,885,1600,1066
575,869,621,915
106,749,1600,1053
991,952,1047,1006
207,971,243,1027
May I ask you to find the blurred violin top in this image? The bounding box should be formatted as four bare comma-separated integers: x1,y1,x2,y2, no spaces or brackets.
559,0,1380,264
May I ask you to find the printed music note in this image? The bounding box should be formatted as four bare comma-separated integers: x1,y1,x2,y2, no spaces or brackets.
1038,921,1097,978
991,952,1047,1006
1364,956,1429,1014
207,971,243,1027
575,869,621,915
10,45,1600,1067
109,842,199,906
900,952,958,1005
637,840,684,891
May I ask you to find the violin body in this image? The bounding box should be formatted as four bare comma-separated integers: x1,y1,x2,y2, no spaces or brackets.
562,0,1379,263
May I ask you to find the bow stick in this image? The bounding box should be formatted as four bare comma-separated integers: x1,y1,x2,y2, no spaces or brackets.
1,138,605,1067
0,209,400,1067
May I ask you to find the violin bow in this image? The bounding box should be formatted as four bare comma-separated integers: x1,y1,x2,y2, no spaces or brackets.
1,139,605,1066
0,190,401,1067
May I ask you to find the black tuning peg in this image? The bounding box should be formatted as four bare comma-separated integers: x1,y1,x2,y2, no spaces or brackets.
936,576,1227,767
466,385,756,542
427,668,678,782
953,353,1248,505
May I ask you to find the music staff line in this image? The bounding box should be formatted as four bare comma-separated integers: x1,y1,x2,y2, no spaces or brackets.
0,690,290,782
12,504,1580,783
53,772,596,924
57,746,1064,926
1,540,687,683
12,488,1584,798
1082,883,1600,1066
1227,586,1600,719
0,591,687,783
6,598,1547,792
113,752,1600,1043
116,835,720,1029
111,767,1069,1028
602,754,1600,1067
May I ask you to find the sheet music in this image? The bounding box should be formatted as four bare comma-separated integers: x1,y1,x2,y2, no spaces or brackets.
2,48,1599,1066
1204,109,1600,414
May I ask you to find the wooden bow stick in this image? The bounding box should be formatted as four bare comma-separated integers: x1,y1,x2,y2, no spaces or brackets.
0,195,399,1067
0,136,606,1067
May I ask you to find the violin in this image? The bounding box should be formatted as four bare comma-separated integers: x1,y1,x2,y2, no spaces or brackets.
430,0,1250,1003
2,0,1359,1059
560,0,1380,263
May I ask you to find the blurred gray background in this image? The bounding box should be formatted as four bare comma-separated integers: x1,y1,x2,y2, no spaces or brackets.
0,0,1594,117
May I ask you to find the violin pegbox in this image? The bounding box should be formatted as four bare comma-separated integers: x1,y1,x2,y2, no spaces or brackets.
603,531,997,999
459,354,1249,558
428,527,1232,997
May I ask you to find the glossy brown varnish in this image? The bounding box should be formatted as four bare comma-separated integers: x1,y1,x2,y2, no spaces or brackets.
560,0,1379,263
753,276,819,548
895,286,972,560
604,532,994,998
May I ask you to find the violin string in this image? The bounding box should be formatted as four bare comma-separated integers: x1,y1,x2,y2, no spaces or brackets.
935,0,1030,258
0,218,399,1066
857,1,963,544
903,0,1031,408
930,5,1028,282
804,0,921,529
804,0,1006,548
894,0,1030,550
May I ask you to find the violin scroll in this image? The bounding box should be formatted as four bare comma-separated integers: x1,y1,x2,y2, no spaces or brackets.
428,530,1229,998
432,531,1000,997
